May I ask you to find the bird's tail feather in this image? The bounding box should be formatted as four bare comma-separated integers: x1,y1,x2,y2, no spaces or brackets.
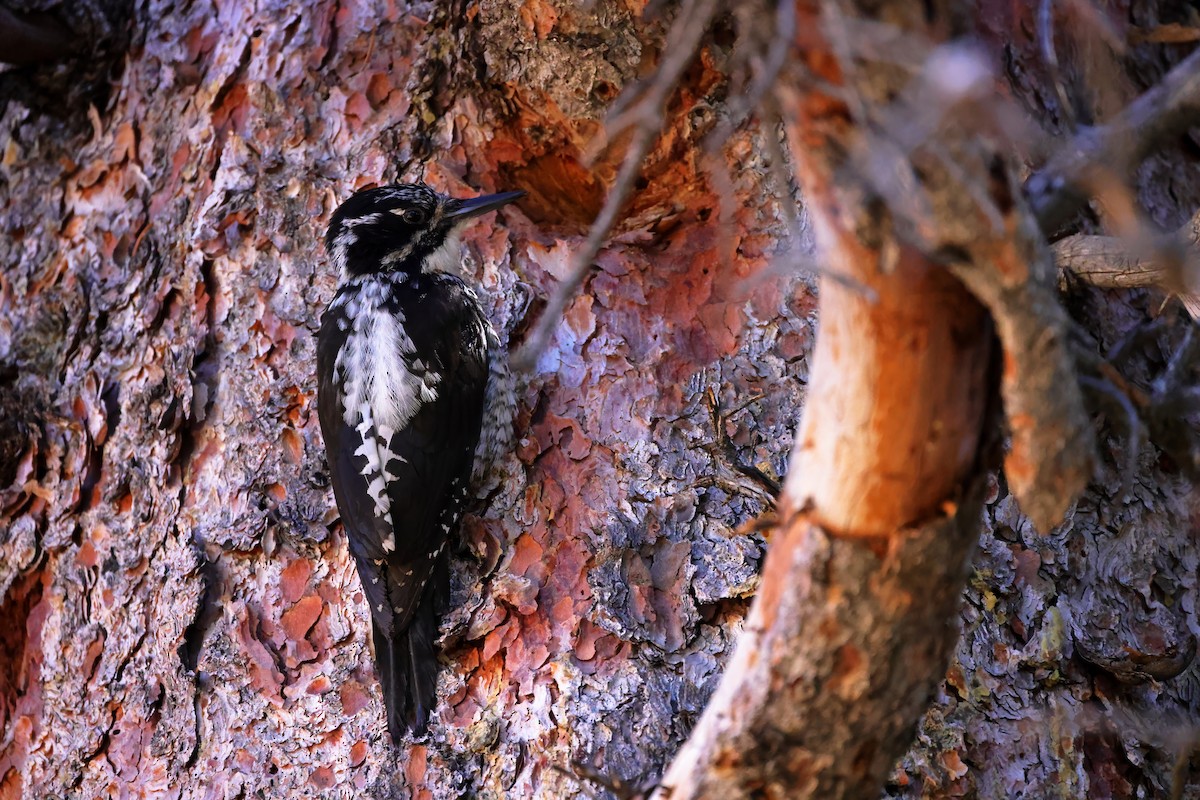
375,599,440,742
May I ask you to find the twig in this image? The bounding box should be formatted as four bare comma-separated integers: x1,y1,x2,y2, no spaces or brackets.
734,237,878,300
1077,374,1141,500
1063,0,1125,55
550,760,658,800
819,0,871,128
1132,24,1200,46
1037,0,1078,130
696,0,796,269
511,0,720,371
760,95,799,231
510,122,654,372
702,0,796,152
602,0,719,143
1025,46,1200,235
1053,208,1200,318
730,511,778,539
549,764,602,800
1156,385,1200,418
1157,325,1197,395
702,387,781,501
1054,235,1175,288
836,44,1010,247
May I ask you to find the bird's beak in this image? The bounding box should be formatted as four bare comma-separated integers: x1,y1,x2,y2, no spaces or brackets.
445,190,526,221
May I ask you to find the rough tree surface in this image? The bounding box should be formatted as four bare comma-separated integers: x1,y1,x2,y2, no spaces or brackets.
0,2,1196,800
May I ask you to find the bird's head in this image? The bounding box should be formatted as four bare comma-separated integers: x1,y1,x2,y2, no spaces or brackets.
325,183,524,279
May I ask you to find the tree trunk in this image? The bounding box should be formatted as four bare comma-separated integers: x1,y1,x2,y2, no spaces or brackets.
1,1,1198,799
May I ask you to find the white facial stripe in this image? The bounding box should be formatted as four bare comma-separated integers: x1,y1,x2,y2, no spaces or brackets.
343,213,383,227
330,229,356,279
381,240,416,267
423,226,462,274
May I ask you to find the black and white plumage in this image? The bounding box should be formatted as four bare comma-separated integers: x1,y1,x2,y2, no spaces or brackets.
315,183,522,741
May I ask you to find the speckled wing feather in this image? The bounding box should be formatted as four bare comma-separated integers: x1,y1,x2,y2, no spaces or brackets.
372,277,490,634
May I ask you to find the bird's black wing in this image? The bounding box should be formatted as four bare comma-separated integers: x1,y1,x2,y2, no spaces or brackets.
316,277,490,636
374,279,490,634
316,299,402,632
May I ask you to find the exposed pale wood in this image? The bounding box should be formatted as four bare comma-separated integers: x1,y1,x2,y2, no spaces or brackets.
785,242,990,536
1053,208,1200,318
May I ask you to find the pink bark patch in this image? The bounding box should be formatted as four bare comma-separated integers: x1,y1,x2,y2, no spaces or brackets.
340,682,372,716
238,615,283,700
280,559,312,605
507,533,544,578
405,745,428,794
306,675,332,695
310,766,335,789
350,741,369,768
281,596,323,642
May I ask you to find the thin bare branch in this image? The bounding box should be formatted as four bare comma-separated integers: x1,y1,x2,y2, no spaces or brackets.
1131,24,1200,45
511,122,654,372
512,0,720,371
1055,235,1177,286
760,95,799,231
738,241,878,301
1078,374,1141,500
1037,0,1078,130
702,0,796,151
819,0,871,126
702,387,781,502
1158,325,1198,394
1026,46,1200,235
1054,208,1200,318
596,0,721,147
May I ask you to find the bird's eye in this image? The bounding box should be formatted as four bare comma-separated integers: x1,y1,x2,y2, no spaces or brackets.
401,208,427,225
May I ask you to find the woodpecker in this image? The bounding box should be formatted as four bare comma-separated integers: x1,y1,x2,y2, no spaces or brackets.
316,182,523,741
